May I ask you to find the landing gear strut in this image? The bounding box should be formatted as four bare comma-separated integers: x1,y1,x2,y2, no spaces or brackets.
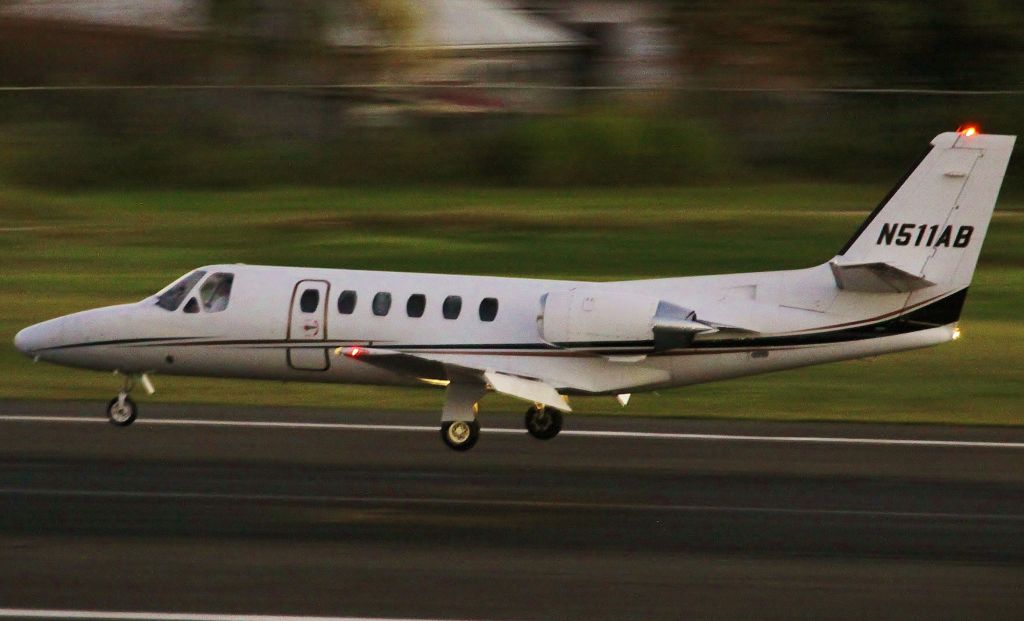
525,404,562,440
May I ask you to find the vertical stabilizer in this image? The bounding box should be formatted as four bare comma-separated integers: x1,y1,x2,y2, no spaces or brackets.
834,129,1015,293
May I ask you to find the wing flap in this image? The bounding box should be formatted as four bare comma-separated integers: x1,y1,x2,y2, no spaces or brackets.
483,370,571,412
336,346,569,409
336,346,669,395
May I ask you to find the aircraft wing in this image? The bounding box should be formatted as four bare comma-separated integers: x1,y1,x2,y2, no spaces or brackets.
335,346,573,411
334,346,671,409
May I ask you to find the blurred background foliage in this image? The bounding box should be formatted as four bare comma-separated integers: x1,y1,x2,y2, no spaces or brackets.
674,0,1024,90
0,92,1019,190
0,0,1022,191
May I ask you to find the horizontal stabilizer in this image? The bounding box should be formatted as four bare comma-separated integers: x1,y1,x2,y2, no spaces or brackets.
829,260,936,293
483,370,571,412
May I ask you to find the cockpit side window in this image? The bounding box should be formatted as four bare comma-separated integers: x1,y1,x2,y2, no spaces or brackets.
199,273,234,313
155,270,206,311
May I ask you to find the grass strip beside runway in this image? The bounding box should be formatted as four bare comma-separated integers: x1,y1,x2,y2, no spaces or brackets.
1,185,1021,424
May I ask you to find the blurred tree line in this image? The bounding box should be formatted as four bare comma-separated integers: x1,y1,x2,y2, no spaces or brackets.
670,0,1024,89
168,0,1024,90
206,0,416,49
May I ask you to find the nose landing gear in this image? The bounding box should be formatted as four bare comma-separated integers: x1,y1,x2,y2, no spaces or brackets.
106,372,154,427
107,395,137,426
525,404,563,440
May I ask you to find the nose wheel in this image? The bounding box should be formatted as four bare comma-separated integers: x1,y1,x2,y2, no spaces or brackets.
107,395,137,426
441,420,480,451
105,372,153,427
525,405,562,440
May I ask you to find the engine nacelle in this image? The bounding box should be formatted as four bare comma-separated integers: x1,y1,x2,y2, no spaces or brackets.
538,289,715,350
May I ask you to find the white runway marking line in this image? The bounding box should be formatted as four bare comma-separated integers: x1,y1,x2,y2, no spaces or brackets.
2,414,1024,449
0,610,469,621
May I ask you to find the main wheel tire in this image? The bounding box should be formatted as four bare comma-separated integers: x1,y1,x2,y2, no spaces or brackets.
441,420,480,451
525,406,562,440
107,396,137,427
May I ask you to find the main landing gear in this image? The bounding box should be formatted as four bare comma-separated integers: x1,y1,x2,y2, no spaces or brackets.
440,382,485,451
438,382,569,451
440,419,481,451
525,404,563,440
106,372,154,427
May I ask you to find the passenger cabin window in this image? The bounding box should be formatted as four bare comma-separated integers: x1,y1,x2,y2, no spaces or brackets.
479,297,498,322
372,292,392,316
300,289,320,313
155,270,206,311
199,273,234,313
407,294,426,318
442,295,462,320
337,290,357,314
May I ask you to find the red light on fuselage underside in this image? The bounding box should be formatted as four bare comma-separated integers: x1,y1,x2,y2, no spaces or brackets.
347,346,365,358
961,126,978,137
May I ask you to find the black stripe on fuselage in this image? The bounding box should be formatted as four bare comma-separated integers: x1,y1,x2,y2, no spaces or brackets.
36,336,204,351
688,287,967,350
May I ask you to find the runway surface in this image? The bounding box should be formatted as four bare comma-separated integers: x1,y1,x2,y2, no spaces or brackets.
1,400,1023,621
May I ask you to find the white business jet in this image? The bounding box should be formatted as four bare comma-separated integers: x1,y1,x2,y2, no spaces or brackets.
13,129,1014,450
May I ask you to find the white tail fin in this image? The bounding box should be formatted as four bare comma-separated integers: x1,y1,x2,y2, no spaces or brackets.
834,130,1015,293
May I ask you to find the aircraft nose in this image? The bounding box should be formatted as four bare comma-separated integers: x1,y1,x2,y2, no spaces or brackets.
14,325,37,355
13,320,61,357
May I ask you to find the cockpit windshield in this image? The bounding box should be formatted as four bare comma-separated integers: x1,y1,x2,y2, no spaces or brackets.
155,270,206,311
199,273,234,312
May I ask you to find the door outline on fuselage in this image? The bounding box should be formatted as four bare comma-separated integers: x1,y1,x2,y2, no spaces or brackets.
287,279,331,371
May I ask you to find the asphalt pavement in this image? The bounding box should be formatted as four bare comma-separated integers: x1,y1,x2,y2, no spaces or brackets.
0,400,1022,621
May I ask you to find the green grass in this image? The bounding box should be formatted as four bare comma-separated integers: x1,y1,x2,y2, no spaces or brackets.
1,184,1021,425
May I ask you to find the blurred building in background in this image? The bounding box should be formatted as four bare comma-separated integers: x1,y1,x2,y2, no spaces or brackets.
522,1,679,89
1,0,675,125
327,0,589,118
0,0,685,119
0,1,1021,189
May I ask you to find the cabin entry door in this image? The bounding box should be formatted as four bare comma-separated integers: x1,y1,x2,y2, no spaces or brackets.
287,279,330,371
